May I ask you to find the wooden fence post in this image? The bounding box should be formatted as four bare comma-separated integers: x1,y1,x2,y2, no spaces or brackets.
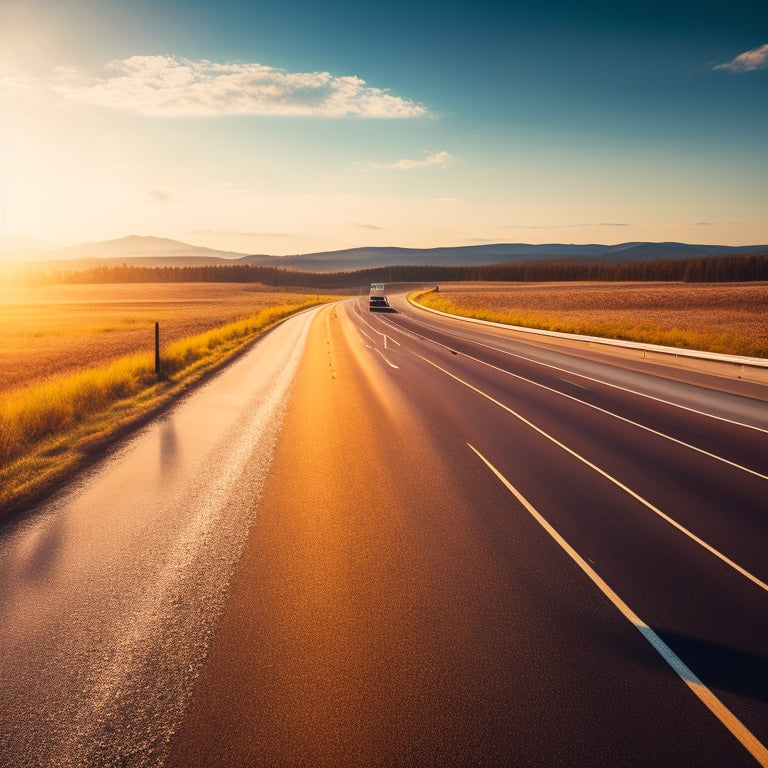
155,322,160,375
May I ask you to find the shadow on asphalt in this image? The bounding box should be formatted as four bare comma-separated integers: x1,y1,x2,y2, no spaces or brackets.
659,630,768,704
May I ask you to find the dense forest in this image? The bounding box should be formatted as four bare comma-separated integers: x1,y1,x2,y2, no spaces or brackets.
16,252,768,288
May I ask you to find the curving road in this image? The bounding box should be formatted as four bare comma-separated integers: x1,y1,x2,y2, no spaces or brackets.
1,294,766,767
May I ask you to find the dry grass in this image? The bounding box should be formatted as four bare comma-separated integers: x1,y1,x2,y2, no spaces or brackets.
0,282,327,394
414,282,768,358
0,283,338,514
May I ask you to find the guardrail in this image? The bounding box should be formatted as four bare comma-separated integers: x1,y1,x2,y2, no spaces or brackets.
408,293,768,385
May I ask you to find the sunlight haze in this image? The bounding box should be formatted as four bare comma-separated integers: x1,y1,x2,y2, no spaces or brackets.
1,0,767,256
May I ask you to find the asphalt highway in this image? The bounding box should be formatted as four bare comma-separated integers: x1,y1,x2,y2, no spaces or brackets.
1,295,766,767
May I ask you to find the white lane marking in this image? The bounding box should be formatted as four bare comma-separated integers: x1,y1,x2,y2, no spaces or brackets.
415,352,768,593
354,304,402,347
468,444,768,768
410,311,768,435
490,339,768,434
384,317,768,482
374,348,399,369
359,327,375,343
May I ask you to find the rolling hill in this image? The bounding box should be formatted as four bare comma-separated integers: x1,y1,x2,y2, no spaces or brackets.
3,235,766,273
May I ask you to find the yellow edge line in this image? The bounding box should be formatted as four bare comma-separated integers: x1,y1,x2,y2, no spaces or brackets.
468,444,768,767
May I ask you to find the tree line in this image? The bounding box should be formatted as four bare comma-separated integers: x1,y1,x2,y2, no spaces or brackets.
16,252,768,287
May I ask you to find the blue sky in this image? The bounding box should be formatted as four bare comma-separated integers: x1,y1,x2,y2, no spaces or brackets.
1,0,766,255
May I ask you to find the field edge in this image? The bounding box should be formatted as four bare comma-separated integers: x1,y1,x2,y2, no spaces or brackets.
0,300,334,521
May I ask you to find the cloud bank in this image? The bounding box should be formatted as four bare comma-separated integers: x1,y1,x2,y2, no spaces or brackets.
715,43,768,72
51,55,429,118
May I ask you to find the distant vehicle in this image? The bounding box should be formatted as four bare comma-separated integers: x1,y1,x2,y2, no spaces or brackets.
368,283,394,312
369,295,391,311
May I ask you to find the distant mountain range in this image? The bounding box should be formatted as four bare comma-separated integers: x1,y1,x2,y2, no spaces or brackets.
259,241,768,271
0,235,248,265
2,234,766,273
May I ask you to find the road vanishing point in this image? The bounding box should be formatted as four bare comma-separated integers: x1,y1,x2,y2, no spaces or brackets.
1,292,767,767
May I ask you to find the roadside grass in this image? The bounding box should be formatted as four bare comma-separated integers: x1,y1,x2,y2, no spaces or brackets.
0,297,336,515
412,283,768,359
0,282,341,394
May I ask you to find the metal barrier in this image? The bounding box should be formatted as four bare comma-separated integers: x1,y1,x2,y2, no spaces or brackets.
408,294,768,385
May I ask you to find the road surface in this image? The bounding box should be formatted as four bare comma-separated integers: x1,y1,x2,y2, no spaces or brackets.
1,294,766,767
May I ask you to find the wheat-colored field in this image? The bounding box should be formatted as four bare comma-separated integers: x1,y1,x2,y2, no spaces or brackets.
0,283,338,514
0,282,326,394
416,282,768,358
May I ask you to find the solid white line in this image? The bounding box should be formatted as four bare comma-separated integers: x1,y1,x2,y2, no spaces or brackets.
385,317,768,481
414,352,768,593
468,444,768,768
417,313,768,435
411,298,768,431
482,336,768,434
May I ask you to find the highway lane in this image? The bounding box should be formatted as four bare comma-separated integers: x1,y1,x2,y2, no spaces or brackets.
372,297,768,578
384,292,768,434
1,295,766,767
367,296,768,741
0,307,319,768
167,297,767,767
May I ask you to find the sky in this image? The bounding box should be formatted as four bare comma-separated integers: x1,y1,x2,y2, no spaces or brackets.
1,0,767,256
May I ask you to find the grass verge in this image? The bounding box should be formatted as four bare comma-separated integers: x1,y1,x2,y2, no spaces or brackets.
0,297,335,517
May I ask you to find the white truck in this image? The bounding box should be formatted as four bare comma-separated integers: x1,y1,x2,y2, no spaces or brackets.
368,283,392,312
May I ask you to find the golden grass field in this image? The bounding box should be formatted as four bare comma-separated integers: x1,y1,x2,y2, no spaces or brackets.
0,283,339,514
0,282,335,393
415,282,768,359
3,279,766,515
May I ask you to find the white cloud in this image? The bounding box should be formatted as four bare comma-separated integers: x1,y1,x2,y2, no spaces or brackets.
714,43,768,72
384,150,454,170
50,55,430,119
